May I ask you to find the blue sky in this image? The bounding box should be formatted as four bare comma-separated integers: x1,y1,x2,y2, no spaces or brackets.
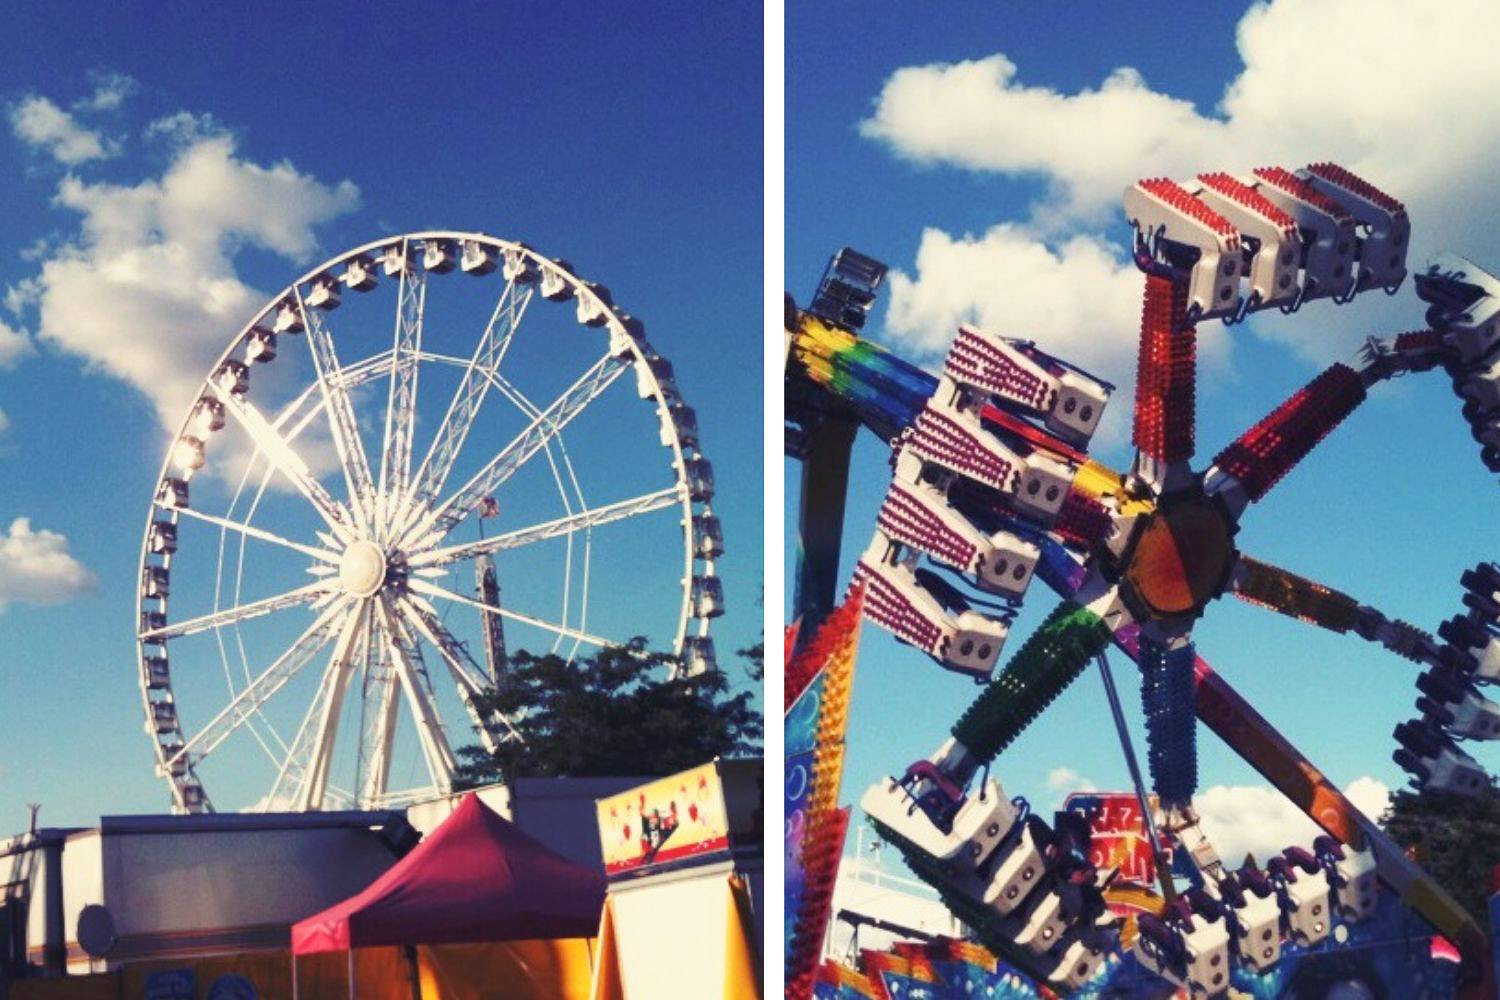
786,0,1500,863
0,4,762,829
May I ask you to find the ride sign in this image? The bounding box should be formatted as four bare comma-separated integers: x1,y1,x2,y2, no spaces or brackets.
1062,791,1172,887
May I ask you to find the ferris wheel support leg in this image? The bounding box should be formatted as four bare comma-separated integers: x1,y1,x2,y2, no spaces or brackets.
294,602,370,811
378,599,458,793
792,413,860,642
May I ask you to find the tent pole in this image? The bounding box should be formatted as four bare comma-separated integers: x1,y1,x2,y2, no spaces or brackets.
348,948,355,1000
405,944,422,1000
291,952,299,1000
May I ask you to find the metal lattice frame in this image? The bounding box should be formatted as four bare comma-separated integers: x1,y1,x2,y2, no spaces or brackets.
136,232,722,814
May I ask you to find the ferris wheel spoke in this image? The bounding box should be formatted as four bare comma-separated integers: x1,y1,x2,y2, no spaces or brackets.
169,597,353,771
142,580,332,642
356,610,401,808
402,278,536,535
173,505,339,563
1229,552,1444,666
297,292,379,533
377,596,458,793
398,596,523,748
406,577,620,651
408,486,683,570
263,348,389,455
266,600,369,810
398,353,629,545
377,250,427,537
212,384,356,543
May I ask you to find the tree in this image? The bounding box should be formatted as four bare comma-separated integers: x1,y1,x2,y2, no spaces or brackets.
1380,776,1500,932
452,639,763,786
738,641,764,682
739,589,765,682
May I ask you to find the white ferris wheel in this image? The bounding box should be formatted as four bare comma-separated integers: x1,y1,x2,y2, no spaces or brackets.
135,232,724,814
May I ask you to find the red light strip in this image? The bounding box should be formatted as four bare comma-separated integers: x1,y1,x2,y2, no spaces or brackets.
1212,363,1366,501
1132,273,1197,463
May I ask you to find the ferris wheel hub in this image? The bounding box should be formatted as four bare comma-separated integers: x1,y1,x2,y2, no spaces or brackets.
338,539,387,597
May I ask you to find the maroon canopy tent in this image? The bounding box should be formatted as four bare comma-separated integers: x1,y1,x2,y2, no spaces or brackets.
292,792,606,955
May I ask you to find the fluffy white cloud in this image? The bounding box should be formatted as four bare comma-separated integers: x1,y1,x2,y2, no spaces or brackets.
1343,775,1393,821
1194,777,1390,867
865,0,1500,236
10,95,116,165
15,132,360,426
863,58,1225,226
863,0,1500,366
0,319,31,369
0,518,96,612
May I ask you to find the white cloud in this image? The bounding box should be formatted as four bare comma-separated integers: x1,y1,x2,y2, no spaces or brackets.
0,406,10,435
1046,766,1096,794
145,111,227,146
0,518,96,612
1344,775,1393,821
15,132,360,426
0,319,31,369
864,0,1500,236
863,57,1224,226
10,95,116,165
74,72,137,113
862,0,1500,367
1045,766,1097,808
1193,777,1390,867
5,279,39,316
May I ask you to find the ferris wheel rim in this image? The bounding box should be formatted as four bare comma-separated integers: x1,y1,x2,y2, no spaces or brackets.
135,230,720,813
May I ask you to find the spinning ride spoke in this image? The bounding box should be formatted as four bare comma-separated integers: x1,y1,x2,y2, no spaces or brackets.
1206,362,1368,512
